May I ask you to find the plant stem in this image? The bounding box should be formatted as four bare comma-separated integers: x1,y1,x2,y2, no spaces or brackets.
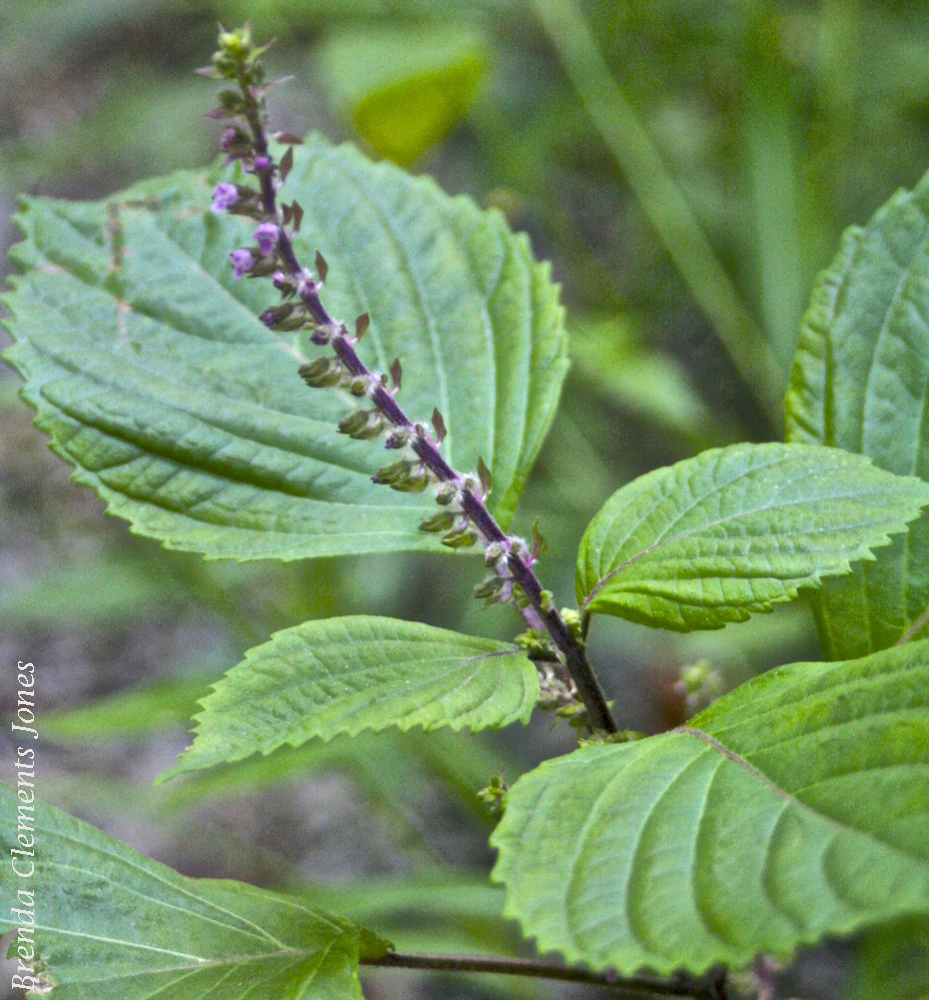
236,75,618,734
361,951,727,999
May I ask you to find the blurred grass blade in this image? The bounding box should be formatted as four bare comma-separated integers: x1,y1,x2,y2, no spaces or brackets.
44,676,214,741
532,0,782,423
742,34,806,372
0,555,180,627
568,315,736,447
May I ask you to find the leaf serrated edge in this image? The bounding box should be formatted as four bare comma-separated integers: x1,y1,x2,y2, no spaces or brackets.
489,715,929,975
159,617,540,782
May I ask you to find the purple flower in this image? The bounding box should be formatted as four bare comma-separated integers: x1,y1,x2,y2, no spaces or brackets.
211,182,239,213
229,248,254,279
220,128,236,150
254,222,279,256
243,155,272,175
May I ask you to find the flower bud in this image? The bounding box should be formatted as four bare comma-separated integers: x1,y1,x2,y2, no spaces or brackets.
434,482,459,506
372,461,412,486
310,321,339,346
225,189,261,218
218,26,253,60
220,127,251,158
273,272,297,297
259,303,296,328
483,541,508,567
473,576,505,600
419,511,456,533
515,629,551,657
349,376,371,397
675,661,723,716
338,409,383,440
247,256,280,278
217,88,245,113
210,53,239,79
441,526,478,548
390,469,430,493
298,357,342,388
384,427,414,450
275,312,310,331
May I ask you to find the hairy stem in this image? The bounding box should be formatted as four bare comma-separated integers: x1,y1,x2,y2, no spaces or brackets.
361,951,728,999
235,73,618,734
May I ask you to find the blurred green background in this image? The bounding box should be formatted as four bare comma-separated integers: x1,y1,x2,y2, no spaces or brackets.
2,1,928,997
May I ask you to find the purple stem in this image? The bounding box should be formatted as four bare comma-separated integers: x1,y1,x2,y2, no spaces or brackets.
237,75,617,735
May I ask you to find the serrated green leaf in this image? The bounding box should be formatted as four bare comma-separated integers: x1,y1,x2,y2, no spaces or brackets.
577,441,929,631
163,616,540,780
321,25,487,167
491,640,929,975
786,168,929,657
2,135,567,560
0,784,388,998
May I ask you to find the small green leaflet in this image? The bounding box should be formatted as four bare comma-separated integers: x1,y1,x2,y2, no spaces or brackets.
491,639,929,975
786,167,929,657
576,441,929,631
0,784,389,999
162,616,540,780
1,135,567,560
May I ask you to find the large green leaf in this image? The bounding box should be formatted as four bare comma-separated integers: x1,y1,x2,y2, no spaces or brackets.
491,640,929,975
163,616,539,779
577,441,929,631
786,168,929,658
1,135,567,560
0,784,388,998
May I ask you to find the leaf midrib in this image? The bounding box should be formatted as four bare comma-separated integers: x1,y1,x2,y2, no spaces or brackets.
194,648,525,742
20,922,337,977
